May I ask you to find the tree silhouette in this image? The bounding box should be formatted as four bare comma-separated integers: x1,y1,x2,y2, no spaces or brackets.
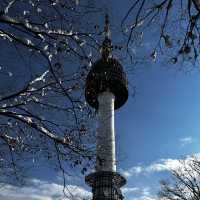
159,156,200,200
0,0,102,192
122,0,200,66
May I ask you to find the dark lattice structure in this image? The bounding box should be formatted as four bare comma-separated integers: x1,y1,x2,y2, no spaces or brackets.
86,171,126,200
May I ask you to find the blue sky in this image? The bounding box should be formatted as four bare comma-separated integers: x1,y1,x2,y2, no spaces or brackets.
1,0,200,200
116,66,200,199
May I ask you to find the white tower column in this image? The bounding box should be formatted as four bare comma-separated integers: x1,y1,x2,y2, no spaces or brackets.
96,91,116,172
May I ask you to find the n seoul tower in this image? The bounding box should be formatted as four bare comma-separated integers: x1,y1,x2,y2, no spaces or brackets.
85,14,128,200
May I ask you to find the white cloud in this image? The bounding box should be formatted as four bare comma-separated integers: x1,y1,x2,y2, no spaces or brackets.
0,179,91,200
130,196,156,200
146,158,181,172
121,166,143,178
179,137,194,147
122,186,140,194
138,196,156,200
120,159,180,178
121,153,200,178
123,186,157,200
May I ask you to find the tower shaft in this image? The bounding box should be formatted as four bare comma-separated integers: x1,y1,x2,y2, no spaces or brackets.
85,91,126,199
97,91,116,172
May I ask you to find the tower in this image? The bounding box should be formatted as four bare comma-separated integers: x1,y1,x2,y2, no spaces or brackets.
85,15,128,200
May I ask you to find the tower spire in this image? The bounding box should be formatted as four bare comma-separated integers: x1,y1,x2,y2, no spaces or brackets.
104,13,111,39
101,14,112,59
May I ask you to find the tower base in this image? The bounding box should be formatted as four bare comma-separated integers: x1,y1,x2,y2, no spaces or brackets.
85,171,126,200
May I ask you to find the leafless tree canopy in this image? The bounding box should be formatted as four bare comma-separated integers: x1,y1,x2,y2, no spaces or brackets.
0,0,103,187
122,0,200,65
159,157,200,200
